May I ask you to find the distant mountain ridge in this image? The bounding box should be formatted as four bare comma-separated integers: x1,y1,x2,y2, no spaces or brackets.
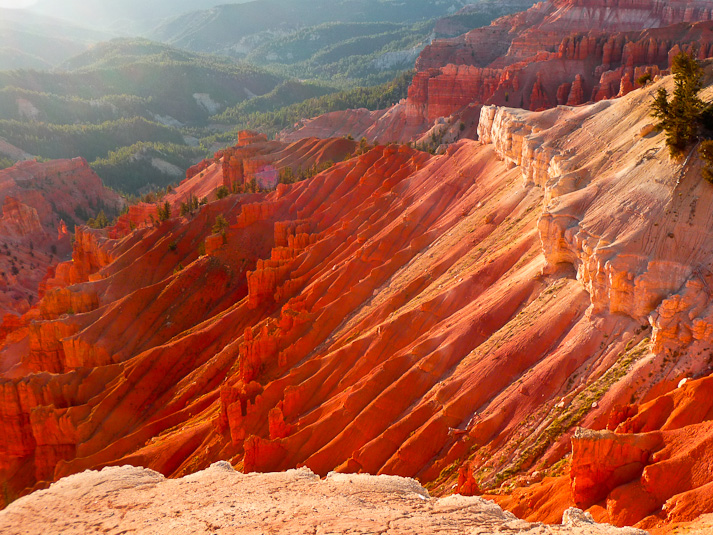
0,8,112,70
151,0,477,57
28,0,254,34
149,0,534,85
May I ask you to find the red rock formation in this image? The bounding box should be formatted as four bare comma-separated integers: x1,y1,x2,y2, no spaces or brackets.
238,130,269,146
618,72,635,96
417,26,515,71
0,159,122,317
568,387,713,529
282,2,713,145
570,428,663,509
567,74,586,105
0,117,601,509
456,462,481,496
0,198,42,237
163,133,357,208
529,72,549,111
3,61,713,535
185,159,211,181
557,82,572,105
109,203,159,239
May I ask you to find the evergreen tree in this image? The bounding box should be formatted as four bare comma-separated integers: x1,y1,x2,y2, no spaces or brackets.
157,201,171,221
212,214,229,235
87,210,109,229
650,52,705,155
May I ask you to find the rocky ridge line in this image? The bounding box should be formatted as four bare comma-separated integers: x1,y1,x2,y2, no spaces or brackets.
280,0,713,146
0,462,649,535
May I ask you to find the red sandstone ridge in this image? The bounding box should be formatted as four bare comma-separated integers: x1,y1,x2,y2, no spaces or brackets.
280,0,713,148
0,159,122,320
562,375,713,532
3,68,713,533
108,132,357,240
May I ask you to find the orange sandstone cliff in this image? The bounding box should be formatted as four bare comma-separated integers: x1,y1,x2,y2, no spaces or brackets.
0,159,122,320
2,63,713,534
280,0,713,147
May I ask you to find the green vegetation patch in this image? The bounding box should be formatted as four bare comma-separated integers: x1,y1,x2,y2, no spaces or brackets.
492,337,650,487
90,142,208,194
650,52,713,156
0,117,184,162
212,70,414,137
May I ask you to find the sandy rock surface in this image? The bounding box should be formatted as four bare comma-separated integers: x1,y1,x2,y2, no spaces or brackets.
0,463,649,535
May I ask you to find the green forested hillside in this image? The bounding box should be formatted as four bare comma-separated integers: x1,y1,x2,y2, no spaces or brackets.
211,70,414,137
151,0,459,84
151,0,534,84
0,118,184,162
213,80,335,120
245,21,432,84
0,1,533,195
1,40,283,124
0,40,285,194
247,22,406,65
152,0,470,55
0,88,152,124
90,142,207,193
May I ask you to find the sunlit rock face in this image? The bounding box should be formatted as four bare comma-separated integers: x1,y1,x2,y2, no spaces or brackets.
0,158,122,318
3,35,713,535
477,64,713,532
281,0,713,145
0,463,651,535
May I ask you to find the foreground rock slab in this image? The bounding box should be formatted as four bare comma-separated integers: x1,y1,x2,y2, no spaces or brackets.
0,462,648,535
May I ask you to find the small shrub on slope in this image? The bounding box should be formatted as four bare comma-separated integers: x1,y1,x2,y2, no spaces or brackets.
700,140,713,183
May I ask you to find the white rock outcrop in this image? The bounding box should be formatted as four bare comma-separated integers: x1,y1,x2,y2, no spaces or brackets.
478,69,713,367
0,463,651,535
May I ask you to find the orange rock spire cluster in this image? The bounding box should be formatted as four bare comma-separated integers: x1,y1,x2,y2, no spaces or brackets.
0,159,122,319
3,1,713,534
281,0,713,146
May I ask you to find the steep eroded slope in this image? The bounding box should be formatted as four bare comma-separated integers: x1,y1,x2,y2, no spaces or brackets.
2,67,713,534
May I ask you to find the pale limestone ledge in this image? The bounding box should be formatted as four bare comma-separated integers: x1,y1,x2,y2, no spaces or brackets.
0,463,648,535
477,72,713,361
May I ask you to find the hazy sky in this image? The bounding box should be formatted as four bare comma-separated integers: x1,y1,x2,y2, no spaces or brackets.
0,0,248,33
0,0,39,8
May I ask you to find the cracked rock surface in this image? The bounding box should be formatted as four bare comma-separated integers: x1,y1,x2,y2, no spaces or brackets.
0,462,648,534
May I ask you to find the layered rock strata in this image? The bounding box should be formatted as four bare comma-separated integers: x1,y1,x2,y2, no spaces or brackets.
2,69,713,535
475,63,713,531
281,0,713,146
